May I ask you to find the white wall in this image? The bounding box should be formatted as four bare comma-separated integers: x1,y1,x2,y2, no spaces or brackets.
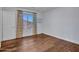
0,8,2,42
3,8,17,41
42,7,79,44
37,13,43,34
2,7,42,41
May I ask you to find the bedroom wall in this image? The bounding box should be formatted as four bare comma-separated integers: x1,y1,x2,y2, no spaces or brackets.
0,8,2,42
42,7,79,44
3,8,17,41
2,7,42,41
0,8,2,48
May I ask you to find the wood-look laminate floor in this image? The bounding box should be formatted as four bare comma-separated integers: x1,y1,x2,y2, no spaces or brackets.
0,33,79,52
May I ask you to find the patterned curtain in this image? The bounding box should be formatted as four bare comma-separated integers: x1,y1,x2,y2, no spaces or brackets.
33,13,37,35
16,10,23,38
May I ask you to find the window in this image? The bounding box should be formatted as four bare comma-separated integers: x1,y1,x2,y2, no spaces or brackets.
22,12,33,36
23,13,33,29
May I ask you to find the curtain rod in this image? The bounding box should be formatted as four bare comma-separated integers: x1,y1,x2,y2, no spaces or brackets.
19,10,37,14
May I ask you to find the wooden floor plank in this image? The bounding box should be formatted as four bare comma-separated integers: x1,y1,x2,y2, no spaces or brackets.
0,33,79,52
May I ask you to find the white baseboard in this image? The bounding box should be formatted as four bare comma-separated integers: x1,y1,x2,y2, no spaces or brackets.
44,33,79,45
